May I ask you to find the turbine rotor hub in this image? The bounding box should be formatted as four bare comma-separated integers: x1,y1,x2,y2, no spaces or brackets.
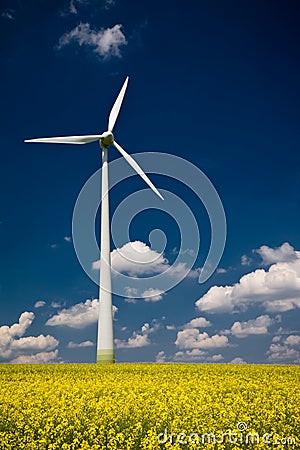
100,131,114,148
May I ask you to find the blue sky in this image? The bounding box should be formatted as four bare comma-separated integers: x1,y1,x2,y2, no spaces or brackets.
1,0,300,364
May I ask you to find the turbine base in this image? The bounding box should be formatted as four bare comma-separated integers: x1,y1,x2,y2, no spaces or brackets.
97,349,115,364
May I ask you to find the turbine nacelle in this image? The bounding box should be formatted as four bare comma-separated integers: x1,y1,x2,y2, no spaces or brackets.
100,131,114,148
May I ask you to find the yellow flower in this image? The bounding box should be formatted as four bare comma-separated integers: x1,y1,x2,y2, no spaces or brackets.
0,364,298,449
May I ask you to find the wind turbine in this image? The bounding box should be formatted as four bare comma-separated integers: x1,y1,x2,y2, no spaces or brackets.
25,76,163,363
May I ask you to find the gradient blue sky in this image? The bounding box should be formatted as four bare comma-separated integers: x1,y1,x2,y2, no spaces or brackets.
1,0,300,364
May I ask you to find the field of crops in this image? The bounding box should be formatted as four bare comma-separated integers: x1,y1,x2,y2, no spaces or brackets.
0,364,299,449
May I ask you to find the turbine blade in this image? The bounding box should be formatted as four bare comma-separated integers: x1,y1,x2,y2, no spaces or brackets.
24,135,104,145
113,141,164,200
108,77,129,132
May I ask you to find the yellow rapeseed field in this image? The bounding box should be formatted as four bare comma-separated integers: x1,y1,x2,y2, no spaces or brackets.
0,364,299,449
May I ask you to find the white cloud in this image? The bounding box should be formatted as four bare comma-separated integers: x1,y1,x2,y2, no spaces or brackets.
174,349,206,361
50,244,57,249
255,242,298,266
65,0,77,14
156,351,166,362
124,298,137,304
10,312,35,337
0,312,59,362
94,241,199,284
141,323,153,333
196,245,300,314
141,288,164,302
11,335,58,352
267,344,300,363
104,0,116,9
115,333,150,349
175,329,228,350
267,332,300,363
124,286,164,303
174,349,224,362
70,0,78,14
184,317,211,329
266,298,300,313
10,350,59,364
59,0,84,16
67,340,95,348
124,287,138,303
284,335,300,346
57,23,127,59
110,241,168,276
229,357,247,364
207,354,224,362
46,300,97,328
64,236,72,242
1,9,15,20
230,315,274,338
34,300,46,308
216,268,227,274
166,317,211,335
115,322,158,349
51,301,65,309
181,249,196,257
241,254,253,266
183,265,202,279
46,299,117,329
196,285,237,314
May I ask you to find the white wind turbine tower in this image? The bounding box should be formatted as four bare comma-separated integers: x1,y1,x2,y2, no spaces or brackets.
25,77,163,363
